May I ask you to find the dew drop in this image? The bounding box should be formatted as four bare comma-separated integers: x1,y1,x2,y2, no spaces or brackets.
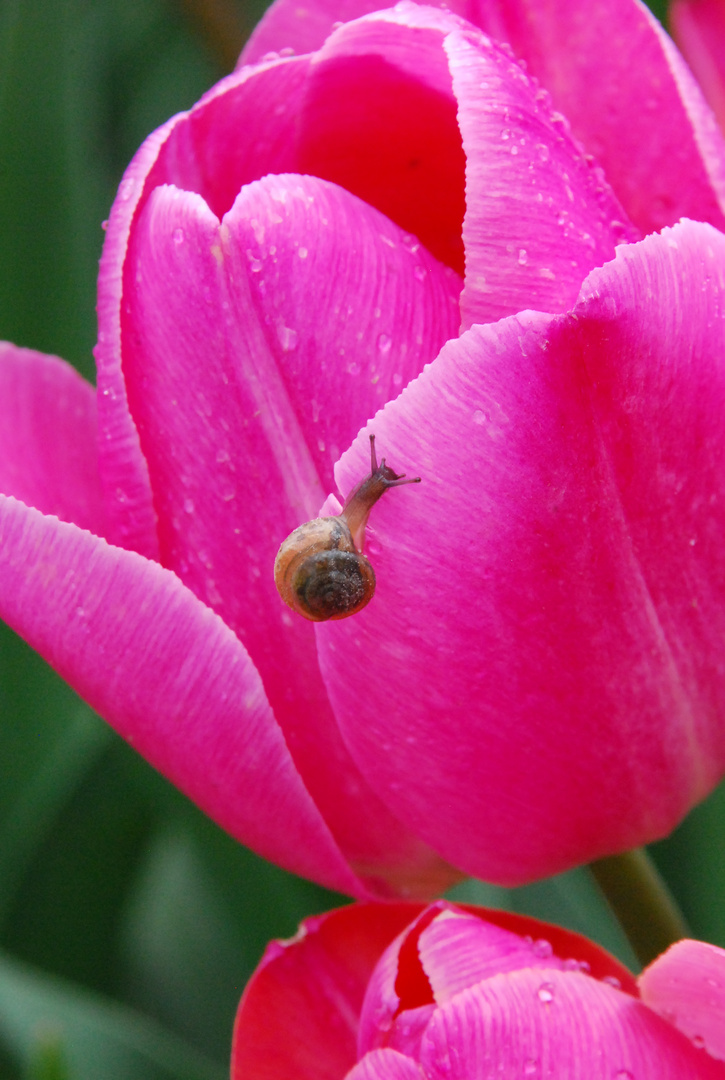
518,249,528,266
601,975,621,989
472,409,486,425
413,265,426,282
392,372,403,387
279,45,295,56
183,498,195,514
298,246,309,259
246,249,263,272
119,178,134,201
101,219,108,231
692,1035,706,1050
377,332,393,355
532,939,553,959
173,228,185,245
277,325,298,351
614,1071,634,1080
537,983,554,1003
261,50,280,61
523,1061,538,1076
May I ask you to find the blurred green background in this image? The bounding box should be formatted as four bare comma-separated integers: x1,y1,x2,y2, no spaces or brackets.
0,0,721,1077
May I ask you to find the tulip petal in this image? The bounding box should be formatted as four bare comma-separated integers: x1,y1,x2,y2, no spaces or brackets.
358,901,636,1057
419,969,725,1079
292,3,637,325
471,0,725,236
119,175,461,895
347,1050,427,1080
0,494,366,896
671,0,725,133
243,0,725,238
0,343,104,534
639,939,725,1062
296,5,469,273
239,0,413,65
232,903,425,1080
317,219,725,885
96,55,312,558
444,24,638,328
417,908,572,1002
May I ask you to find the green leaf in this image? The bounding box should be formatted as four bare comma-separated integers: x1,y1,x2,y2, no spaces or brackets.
24,1030,70,1080
0,949,226,1080
117,805,346,1060
0,0,227,383
0,624,112,927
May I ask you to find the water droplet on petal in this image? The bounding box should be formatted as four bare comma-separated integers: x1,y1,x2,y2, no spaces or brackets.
413,264,426,282
298,246,308,259
277,325,298,351
532,939,553,958
601,975,621,989
173,228,185,245
246,249,263,272
377,333,392,355
537,983,554,1003
183,498,195,514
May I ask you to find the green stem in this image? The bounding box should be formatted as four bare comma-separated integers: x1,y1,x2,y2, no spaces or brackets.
589,848,689,968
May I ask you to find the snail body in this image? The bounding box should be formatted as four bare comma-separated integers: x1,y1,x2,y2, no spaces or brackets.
274,436,420,622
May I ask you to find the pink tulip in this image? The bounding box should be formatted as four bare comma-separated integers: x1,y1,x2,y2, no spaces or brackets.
2,0,725,896
231,901,725,1080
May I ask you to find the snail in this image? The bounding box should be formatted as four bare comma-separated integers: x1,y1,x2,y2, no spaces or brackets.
274,435,421,622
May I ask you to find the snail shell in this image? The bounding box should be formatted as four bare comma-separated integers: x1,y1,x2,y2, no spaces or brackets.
274,435,420,622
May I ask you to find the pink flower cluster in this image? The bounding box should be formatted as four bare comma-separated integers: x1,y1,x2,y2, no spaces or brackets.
233,901,725,1080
